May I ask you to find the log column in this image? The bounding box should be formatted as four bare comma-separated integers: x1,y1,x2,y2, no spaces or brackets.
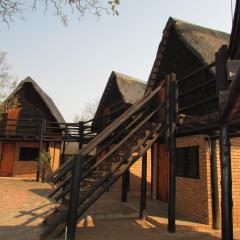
210,138,220,230
219,125,233,240
140,153,147,219
66,154,83,240
121,169,130,202
37,119,46,182
168,73,177,233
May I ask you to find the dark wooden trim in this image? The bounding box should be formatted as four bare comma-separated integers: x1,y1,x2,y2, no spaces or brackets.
219,125,233,240
178,62,215,83
37,119,46,182
66,155,83,240
220,67,240,123
209,138,220,230
215,45,229,94
121,170,129,202
168,73,177,233
140,153,147,219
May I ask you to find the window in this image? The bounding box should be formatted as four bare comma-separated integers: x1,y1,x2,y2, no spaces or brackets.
19,147,39,161
176,146,199,179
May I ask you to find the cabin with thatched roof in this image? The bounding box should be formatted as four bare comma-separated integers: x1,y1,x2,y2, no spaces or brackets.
0,77,64,178
93,71,146,129
92,71,154,192
147,17,240,231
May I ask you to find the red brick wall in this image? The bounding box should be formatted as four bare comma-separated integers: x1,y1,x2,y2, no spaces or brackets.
110,149,152,193
229,138,240,231
215,138,240,233
1,141,61,179
167,135,240,235
13,142,39,178
175,135,211,224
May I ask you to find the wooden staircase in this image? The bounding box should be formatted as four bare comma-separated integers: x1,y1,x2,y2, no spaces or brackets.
40,80,166,240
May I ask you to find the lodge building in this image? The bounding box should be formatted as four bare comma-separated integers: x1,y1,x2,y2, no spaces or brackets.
1,13,239,240
0,77,64,178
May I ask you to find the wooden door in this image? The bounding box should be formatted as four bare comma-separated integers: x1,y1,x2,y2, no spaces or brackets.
157,144,169,202
0,143,15,176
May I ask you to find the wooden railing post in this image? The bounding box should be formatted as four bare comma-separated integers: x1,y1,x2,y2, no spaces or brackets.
121,169,129,202
78,121,84,150
37,119,46,182
140,153,147,219
66,154,83,240
168,73,177,233
60,141,66,165
219,125,233,240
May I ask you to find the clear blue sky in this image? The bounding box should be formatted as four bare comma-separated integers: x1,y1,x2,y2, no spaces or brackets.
0,0,235,121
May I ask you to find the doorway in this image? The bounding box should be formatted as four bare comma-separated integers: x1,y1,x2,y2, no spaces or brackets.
157,144,169,202
0,143,15,176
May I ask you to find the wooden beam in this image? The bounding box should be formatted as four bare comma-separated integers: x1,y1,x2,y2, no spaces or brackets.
219,125,233,240
140,153,147,219
216,45,229,94
168,73,177,233
209,138,220,230
37,119,46,182
220,67,240,122
121,169,129,202
78,121,84,150
65,155,84,240
80,80,165,156
49,80,165,179
179,62,215,83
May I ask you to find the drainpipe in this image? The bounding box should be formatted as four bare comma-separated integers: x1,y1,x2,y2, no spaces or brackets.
206,136,220,230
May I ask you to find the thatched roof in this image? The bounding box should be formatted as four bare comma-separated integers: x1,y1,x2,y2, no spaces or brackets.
3,76,65,123
113,72,146,104
173,17,229,65
94,71,146,120
146,17,230,90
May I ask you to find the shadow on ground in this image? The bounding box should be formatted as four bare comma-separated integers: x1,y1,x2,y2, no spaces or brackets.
75,218,221,240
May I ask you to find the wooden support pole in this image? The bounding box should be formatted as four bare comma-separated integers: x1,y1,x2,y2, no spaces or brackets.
219,125,233,240
210,138,220,230
121,169,129,202
37,119,46,182
168,73,177,233
150,145,154,200
140,153,147,219
215,45,229,94
78,121,84,150
66,154,83,240
60,141,66,165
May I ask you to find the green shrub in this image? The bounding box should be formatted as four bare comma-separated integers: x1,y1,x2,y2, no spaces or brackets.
39,151,52,182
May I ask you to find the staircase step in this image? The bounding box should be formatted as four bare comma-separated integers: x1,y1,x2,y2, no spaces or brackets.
90,170,107,178
98,163,111,171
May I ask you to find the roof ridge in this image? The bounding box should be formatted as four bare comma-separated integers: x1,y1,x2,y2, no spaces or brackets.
3,76,65,123
112,71,146,84
169,16,230,35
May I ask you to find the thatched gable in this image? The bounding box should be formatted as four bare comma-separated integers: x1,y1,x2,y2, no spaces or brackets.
146,17,230,91
3,76,65,123
94,71,146,121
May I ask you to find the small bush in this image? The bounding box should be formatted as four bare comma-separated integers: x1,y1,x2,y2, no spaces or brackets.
39,151,52,182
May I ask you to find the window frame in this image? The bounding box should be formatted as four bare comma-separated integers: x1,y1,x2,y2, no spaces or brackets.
176,146,200,179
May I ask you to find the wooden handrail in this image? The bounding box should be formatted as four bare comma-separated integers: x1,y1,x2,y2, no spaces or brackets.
80,80,165,156
49,80,165,178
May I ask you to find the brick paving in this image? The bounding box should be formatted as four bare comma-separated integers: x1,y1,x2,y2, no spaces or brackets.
0,178,137,240
0,178,235,240
0,178,56,240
